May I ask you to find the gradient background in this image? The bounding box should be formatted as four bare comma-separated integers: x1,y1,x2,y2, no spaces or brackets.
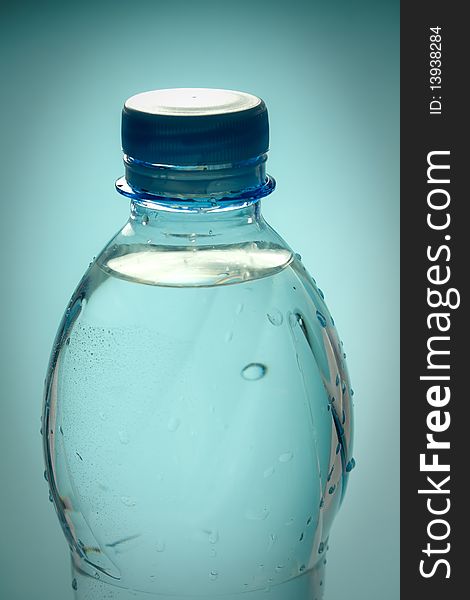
0,1,399,598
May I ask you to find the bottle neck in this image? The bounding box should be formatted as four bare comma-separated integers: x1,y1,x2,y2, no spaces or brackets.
129,196,263,238
115,153,275,209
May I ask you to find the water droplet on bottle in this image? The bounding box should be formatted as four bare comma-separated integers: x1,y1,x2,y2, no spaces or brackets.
43,470,48,481
346,458,356,472
155,539,166,552
167,417,181,432
335,374,340,386
275,564,284,573
208,529,219,544
72,578,78,590
278,451,293,463
294,253,302,261
327,466,334,481
299,532,304,541
121,495,137,507
263,465,275,478
267,309,283,326
342,409,346,424
225,331,233,342
245,505,270,520
209,570,218,581
350,388,355,397
336,443,341,455
328,485,336,495
48,489,53,503
342,382,347,395
317,288,325,299
299,564,306,573
210,547,217,557
267,533,277,551
319,497,324,508
66,337,71,346
141,215,149,226
306,515,312,526
318,542,325,554
235,303,244,315
241,363,267,381
316,310,327,327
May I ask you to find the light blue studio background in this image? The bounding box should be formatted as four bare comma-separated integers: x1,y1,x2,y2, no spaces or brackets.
0,1,399,599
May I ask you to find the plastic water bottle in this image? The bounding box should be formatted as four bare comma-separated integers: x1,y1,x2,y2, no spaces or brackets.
42,88,354,600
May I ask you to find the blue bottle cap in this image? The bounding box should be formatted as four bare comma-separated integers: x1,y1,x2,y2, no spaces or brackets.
121,88,269,166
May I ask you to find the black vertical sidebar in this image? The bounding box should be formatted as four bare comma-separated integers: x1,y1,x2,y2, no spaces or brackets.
401,2,467,598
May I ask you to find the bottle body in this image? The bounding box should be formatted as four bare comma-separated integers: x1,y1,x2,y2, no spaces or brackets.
42,200,353,600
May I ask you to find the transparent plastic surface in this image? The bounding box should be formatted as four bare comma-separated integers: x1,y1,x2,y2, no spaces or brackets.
42,201,354,600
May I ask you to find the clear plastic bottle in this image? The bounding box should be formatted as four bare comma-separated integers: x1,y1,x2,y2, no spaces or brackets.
42,88,354,600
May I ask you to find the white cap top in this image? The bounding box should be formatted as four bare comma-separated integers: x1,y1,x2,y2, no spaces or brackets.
124,88,262,117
